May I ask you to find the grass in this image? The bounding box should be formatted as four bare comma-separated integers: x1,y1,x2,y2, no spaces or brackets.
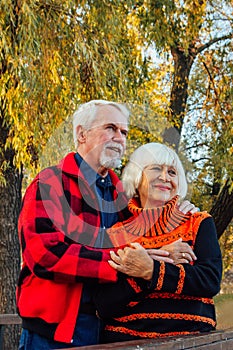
214,293,233,303
214,293,233,330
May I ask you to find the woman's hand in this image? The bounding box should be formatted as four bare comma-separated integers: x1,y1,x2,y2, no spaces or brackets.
148,238,197,265
109,242,155,280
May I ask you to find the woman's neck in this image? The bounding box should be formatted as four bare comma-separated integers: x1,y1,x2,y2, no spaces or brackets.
142,199,166,209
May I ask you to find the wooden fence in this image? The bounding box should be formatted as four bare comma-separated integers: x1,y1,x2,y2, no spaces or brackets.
0,314,21,349
0,314,233,350
76,329,233,349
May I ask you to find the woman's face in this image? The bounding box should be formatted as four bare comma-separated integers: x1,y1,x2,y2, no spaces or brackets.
137,164,179,208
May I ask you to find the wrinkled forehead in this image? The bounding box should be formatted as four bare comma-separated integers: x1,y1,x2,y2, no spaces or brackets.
91,105,129,128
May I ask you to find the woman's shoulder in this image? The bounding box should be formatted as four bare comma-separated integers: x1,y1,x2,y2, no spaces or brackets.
191,211,213,233
192,211,212,221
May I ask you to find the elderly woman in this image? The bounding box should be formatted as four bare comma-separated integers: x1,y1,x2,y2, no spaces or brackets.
94,142,222,343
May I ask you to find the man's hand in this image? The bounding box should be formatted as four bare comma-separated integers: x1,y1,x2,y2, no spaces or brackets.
109,242,154,280
179,200,199,214
149,238,197,265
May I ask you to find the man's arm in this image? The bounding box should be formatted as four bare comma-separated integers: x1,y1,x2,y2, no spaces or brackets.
19,172,117,284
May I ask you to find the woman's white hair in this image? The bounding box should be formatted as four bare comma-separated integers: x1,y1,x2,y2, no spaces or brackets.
73,100,130,149
122,142,187,199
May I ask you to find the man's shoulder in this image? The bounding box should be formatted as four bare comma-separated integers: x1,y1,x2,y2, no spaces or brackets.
27,153,75,188
32,161,61,182
39,152,77,179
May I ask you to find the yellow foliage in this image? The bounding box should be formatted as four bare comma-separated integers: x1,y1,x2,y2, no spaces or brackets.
1,0,232,198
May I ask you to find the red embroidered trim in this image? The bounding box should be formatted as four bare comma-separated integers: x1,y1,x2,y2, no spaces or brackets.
147,292,214,304
127,278,142,293
156,262,165,291
114,312,216,327
176,264,185,294
104,325,200,339
127,301,139,307
139,231,194,249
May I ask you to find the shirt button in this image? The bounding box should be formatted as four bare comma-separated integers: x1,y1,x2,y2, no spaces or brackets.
101,179,105,183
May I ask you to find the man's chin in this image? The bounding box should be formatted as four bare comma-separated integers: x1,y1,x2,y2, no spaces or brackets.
100,158,122,169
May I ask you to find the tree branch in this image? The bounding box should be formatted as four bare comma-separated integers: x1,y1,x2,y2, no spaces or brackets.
197,33,233,54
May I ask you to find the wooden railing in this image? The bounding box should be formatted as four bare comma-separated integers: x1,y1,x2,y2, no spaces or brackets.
69,329,233,350
0,314,21,349
1,314,233,350
0,314,21,326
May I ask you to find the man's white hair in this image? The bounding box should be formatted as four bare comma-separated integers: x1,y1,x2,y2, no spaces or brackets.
122,142,188,199
73,100,130,149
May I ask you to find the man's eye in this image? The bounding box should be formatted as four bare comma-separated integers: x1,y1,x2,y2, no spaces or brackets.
121,130,128,137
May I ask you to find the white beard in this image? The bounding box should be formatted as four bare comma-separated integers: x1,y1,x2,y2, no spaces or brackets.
100,156,122,169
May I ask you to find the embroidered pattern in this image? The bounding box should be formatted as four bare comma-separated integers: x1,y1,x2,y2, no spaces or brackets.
176,264,185,294
127,278,142,293
107,196,198,247
127,301,139,307
104,325,199,339
107,195,210,249
147,292,214,305
114,312,216,328
103,197,216,341
156,262,165,291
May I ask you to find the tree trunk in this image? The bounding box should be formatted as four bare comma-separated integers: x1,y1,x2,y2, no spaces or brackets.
163,45,196,150
163,43,233,238
0,2,23,346
210,179,233,239
0,143,22,349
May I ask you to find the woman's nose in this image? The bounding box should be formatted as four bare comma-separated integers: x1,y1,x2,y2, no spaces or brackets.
159,168,169,181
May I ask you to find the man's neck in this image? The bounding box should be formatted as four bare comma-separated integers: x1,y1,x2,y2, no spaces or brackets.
97,166,108,177
76,150,108,177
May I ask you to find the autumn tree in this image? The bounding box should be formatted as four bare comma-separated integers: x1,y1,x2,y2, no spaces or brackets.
1,0,233,348
0,1,146,348
128,0,233,238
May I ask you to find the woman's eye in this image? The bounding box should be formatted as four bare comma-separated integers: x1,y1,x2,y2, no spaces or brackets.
169,169,177,176
151,166,161,171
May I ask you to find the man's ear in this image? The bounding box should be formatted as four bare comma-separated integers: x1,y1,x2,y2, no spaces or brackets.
76,125,87,143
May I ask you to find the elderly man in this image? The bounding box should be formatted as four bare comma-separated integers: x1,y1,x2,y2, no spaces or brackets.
17,100,196,349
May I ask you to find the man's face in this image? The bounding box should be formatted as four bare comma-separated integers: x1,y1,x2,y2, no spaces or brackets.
79,105,128,174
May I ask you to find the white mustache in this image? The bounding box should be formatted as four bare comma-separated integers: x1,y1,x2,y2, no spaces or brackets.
104,142,124,155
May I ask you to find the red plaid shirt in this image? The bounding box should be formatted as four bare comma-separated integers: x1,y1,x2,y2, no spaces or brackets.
16,152,129,343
